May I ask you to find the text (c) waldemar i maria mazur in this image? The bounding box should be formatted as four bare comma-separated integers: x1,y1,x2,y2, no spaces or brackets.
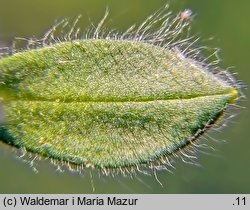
19,196,138,206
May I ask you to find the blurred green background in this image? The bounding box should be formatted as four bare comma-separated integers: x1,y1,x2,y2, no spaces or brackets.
0,0,249,193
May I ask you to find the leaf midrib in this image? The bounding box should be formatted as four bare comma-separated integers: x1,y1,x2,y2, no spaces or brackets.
9,91,234,103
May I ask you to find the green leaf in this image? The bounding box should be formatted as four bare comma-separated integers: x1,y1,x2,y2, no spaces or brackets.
0,39,239,169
